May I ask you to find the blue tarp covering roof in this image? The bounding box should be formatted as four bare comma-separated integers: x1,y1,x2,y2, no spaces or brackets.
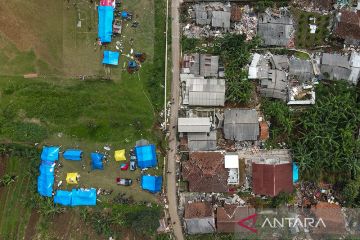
121,11,128,18
102,51,119,65
41,146,60,162
39,163,55,175
135,144,157,169
141,175,162,193
63,149,83,161
293,162,299,183
54,190,72,206
98,6,114,43
54,189,97,206
71,188,97,206
91,153,104,170
37,174,54,197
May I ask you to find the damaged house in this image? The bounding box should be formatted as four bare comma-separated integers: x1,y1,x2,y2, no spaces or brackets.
182,152,228,192
223,109,259,141
181,74,226,106
258,8,294,47
334,10,360,45
216,205,256,233
320,52,360,85
184,202,216,234
182,53,220,78
194,3,231,30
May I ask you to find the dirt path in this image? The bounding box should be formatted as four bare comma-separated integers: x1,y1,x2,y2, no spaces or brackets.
166,0,184,238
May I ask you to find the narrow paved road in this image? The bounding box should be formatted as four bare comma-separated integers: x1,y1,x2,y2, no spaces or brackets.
166,0,184,238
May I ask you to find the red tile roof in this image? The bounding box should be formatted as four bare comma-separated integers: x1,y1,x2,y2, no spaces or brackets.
335,10,360,41
252,162,293,196
185,202,213,219
216,205,256,233
182,152,228,192
259,121,269,141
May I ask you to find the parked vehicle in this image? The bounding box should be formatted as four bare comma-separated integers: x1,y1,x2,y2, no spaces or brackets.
116,178,132,186
130,160,136,171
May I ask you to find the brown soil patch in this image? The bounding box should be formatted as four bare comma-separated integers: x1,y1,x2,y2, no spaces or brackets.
24,210,40,240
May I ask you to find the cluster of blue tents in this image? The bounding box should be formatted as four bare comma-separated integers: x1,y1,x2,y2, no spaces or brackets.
141,175,162,193
54,188,97,206
135,144,158,169
38,146,59,197
98,6,114,43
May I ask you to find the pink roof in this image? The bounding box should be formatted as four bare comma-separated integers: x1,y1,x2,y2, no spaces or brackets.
100,0,115,7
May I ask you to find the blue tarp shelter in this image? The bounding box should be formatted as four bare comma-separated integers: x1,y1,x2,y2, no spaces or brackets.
54,190,72,206
37,174,54,197
91,152,104,170
102,51,120,65
41,146,60,162
63,149,83,161
71,188,97,206
135,144,157,169
38,148,58,197
293,162,299,183
98,6,114,43
141,175,162,193
121,11,128,19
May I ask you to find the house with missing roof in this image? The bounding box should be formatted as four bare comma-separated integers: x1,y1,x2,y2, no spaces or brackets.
224,154,240,185
182,152,228,192
334,10,360,45
194,3,231,31
257,8,294,47
184,202,216,234
223,109,260,141
216,205,255,233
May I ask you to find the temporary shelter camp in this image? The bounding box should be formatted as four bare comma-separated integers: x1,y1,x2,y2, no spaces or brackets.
38,146,59,197
63,149,83,161
54,190,72,206
102,51,120,65
141,175,162,193
41,146,60,162
54,188,97,206
71,188,97,206
114,149,126,161
66,173,79,184
91,152,105,170
98,6,114,43
37,162,55,197
135,144,157,169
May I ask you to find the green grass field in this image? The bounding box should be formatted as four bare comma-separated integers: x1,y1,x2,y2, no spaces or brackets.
0,0,167,237
292,9,330,49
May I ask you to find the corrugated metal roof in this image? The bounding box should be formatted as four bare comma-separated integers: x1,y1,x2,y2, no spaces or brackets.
200,54,219,77
223,109,259,141
260,69,288,101
321,65,351,81
184,202,215,235
322,53,350,68
185,77,225,106
289,59,314,81
188,131,217,151
178,118,211,133
211,11,231,28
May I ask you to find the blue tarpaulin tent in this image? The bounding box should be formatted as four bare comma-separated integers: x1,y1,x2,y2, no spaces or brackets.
37,174,54,197
135,144,157,169
128,60,137,68
102,51,120,65
293,162,299,183
98,6,114,43
121,11,128,19
63,149,83,161
41,146,60,162
54,190,72,206
38,148,57,197
91,153,104,170
71,188,97,206
141,175,162,193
